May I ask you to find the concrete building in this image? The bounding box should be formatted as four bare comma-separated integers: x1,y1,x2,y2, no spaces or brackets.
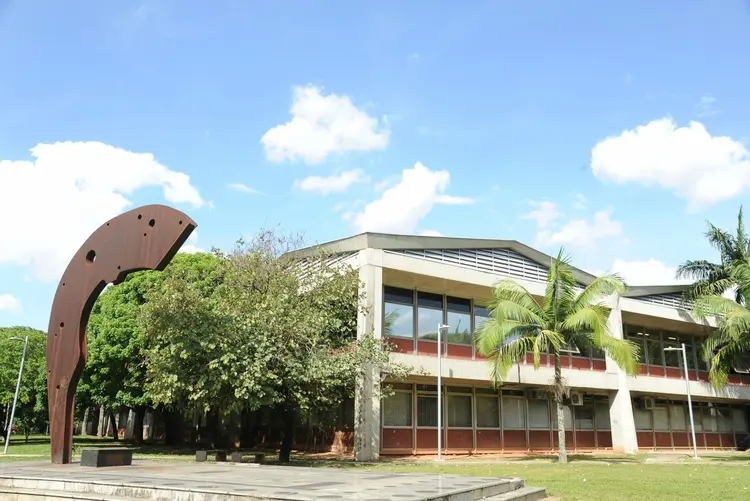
294,233,750,460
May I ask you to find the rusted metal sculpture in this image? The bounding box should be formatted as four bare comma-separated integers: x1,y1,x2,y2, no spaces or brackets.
47,205,196,464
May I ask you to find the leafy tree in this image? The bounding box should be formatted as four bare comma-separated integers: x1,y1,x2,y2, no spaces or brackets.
476,249,639,463
141,230,409,461
84,252,221,442
677,206,750,303
0,327,47,443
693,264,750,389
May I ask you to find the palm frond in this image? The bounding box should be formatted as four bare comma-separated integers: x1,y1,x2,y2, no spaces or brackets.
675,260,724,282
573,273,626,312
488,279,546,324
544,248,579,325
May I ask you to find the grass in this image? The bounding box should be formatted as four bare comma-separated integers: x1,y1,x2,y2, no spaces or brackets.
2,435,749,500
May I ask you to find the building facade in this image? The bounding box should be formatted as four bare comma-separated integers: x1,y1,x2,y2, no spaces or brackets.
294,233,750,460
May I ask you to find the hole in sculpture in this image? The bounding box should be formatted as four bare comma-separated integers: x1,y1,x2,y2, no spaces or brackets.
179,220,183,225
60,322,64,327
143,233,147,237
85,250,96,263
117,265,121,270
137,214,142,220
56,385,60,390
149,219,155,227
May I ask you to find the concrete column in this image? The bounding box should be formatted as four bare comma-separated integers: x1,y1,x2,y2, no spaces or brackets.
606,303,639,454
354,250,384,462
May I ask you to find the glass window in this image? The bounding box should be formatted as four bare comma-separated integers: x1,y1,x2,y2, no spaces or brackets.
417,395,438,427
575,404,595,430
528,399,550,429
691,406,704,431
718,407,733,432
552,405,573,429
474,305,490,333
732,408,749,433
591,348,606,361
447,394,472,427
683,340,697,370
417,291,443,309
663,343,681,368
595,403,611,430
384,303,414,339
383,392,412,427
670,405,687,431
384,286,413,304
704,407,718,432
502,397,526,430
476,396,500,428
417,307,443,341
446,296,471,313
634,408,652,430
446,311,472,345
646,340,664,367
653,406,670,431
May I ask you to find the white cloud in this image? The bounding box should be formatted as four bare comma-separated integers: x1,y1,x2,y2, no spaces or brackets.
351,161,472,233
591,117,750,207
696,94,719,118
536,210,623,249
227,183,262,195
261,85,389,164
178,230,206,254
0,294,21,312
605,259,685,286
435,194,474,205
522,201,561,228
571,193,587,210
294,169,369,195
0,141,205,281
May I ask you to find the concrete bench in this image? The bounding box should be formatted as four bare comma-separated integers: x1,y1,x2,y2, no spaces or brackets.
80,448,133,467
230,450,266,464
195,449,228,462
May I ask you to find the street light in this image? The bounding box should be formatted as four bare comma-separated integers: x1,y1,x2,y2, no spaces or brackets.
3,335,29,454
664,343,699,459
436,323,449,461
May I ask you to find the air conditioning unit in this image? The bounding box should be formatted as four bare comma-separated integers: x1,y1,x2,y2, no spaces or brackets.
570,392,584,406
643,397,655,410
528,390,547,400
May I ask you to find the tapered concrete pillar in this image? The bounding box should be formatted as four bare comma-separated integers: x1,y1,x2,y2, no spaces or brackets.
354,250,383,462
606,304,639,454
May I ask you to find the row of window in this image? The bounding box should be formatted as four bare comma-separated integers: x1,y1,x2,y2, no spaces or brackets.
382,384,611,431
625,325,710,371
633,399,749,433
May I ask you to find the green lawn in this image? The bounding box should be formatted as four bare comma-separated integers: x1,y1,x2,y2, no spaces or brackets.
2,436,749,500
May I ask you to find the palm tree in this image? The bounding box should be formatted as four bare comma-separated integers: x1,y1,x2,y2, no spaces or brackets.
476,249,640,463
676,206,750,303
693,264,750,389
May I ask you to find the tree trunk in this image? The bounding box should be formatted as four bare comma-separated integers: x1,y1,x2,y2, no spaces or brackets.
132,407,146,444
554,353,568,464
97,405,106,437
80,407,90,436
163,408,184,446
109,412,119,441
278,407,296,463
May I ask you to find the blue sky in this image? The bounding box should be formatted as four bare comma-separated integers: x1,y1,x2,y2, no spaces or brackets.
2,0,750,329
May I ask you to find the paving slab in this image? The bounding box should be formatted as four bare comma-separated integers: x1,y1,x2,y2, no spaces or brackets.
0,460,525,501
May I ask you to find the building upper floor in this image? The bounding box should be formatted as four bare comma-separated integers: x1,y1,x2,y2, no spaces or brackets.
289,232,750,400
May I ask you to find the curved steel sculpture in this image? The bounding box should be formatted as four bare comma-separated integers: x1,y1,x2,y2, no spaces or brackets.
47,204,197,464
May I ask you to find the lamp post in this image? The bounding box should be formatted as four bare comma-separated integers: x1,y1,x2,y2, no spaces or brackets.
4,335,29,454
436,323,449,461
664,343,699,459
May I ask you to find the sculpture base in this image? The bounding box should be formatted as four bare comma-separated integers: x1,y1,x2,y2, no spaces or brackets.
80,448,133,467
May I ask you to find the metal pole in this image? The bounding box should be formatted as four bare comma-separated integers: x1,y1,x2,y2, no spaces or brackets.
436,323,442,461
4,335,29,454
682,342,699,460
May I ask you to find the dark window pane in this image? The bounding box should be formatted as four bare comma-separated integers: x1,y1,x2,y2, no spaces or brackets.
528,399,550,429
592,348,605,360
418,307,443,340
416,384,437,392
664,344,680,368
646,340,663,367
502,398,526,429
383,392,412,427
447,395,472,427
390,383,413,391
447,386,473,393
417,395,438,427
384,303,414,339
575,404,595,430
474,305,490,317
417,291,443,309
384,286,413,304
446,311,472,345
446,296,471,313
475,387,499,395
476,396,500,428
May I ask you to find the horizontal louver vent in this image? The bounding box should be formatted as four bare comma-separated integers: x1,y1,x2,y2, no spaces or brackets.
385,248,549,283
635,293,692,309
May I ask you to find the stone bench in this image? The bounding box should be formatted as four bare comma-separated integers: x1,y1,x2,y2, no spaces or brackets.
195,449,228,462
230,450,266,464
80,448,133,467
